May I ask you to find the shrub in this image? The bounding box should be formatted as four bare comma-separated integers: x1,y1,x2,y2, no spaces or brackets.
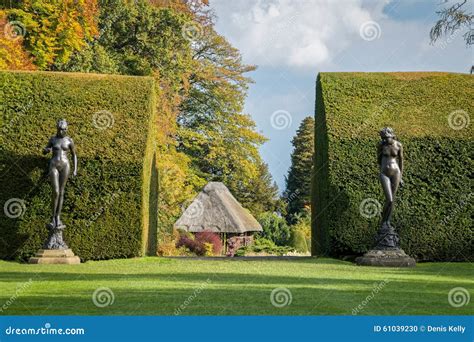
195,230,222,255
176,235,202,256
157,229,181,257
0,71,158,261
175,230,222,256
291,230,309,253
257,212,291,246
203,243,214,257
290,208,311,253
312,72,473,261
235,238,294,256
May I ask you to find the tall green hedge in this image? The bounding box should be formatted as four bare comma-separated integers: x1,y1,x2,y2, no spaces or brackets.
312,72,473,261
0,71,158,261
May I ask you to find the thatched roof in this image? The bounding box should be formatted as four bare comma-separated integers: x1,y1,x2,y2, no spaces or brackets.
174,182,262,233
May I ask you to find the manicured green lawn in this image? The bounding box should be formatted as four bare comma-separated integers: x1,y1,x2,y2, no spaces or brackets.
0,257,472,315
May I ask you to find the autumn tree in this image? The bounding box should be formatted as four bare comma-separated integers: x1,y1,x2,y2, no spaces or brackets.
0,11,35,70
6,0,279,229
284,116,314,223
7,0,99,69
176,22,278,214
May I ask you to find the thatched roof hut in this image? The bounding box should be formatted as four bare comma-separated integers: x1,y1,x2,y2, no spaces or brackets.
174,182,262,234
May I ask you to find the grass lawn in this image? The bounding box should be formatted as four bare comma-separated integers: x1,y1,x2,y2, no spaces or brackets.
0,257,472,315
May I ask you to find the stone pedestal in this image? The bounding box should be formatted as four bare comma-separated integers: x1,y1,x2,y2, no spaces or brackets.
29,249,80,264
356,248,415,267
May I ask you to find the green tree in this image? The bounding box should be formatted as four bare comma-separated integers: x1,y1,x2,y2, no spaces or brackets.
236,160,280,216
257,212,291,246
284,116,314,222
62,0,194,86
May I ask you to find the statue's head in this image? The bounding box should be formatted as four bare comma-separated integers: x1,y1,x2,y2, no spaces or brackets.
380,127,395,143
57,119,68,137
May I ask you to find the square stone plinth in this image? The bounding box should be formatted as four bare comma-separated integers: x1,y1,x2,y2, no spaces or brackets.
29,249,80,264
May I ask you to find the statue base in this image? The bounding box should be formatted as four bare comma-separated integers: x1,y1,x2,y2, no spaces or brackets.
44,223,69,249
355,249,416,267
28,249,80,264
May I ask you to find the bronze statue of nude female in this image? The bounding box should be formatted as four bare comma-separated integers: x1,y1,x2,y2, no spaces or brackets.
376,127,403,249
355,127,415,266
42,119,77,249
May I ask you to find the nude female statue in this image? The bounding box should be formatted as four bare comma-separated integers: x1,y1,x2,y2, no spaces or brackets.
376,127,403,248
355,128,415,265
43,119,77,248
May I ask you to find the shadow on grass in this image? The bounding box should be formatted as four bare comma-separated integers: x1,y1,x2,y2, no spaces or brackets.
0,282,467,316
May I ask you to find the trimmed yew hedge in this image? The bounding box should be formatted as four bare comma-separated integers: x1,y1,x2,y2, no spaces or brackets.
312,72,473,261
0,71,158,261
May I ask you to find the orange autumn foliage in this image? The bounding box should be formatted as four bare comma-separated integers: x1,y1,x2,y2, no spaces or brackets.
9,0,99,69
0,12,36,70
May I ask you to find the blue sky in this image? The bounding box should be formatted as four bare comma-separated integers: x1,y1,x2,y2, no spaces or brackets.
212,0,472,191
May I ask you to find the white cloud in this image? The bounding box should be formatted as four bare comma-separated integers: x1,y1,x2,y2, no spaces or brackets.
213,0,381,68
